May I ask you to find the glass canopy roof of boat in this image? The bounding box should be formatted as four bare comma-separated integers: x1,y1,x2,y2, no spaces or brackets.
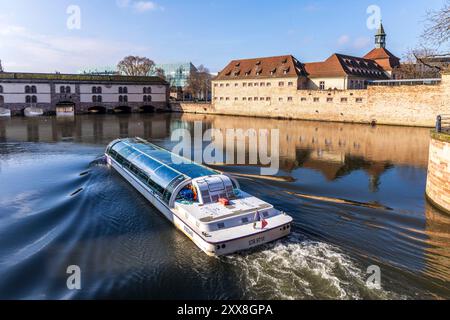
107,138,219,190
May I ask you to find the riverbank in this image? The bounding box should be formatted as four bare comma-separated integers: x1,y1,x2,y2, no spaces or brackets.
172,72,450,128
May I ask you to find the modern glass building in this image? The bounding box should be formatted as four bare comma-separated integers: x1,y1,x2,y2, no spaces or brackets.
153,62,198,88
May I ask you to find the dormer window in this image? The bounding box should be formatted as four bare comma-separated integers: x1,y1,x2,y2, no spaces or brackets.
256,61,261,66
235,62,240,67
282,58,288,64
270,68,277,75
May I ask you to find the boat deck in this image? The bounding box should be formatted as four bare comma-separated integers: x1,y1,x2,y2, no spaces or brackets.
175,191,273,224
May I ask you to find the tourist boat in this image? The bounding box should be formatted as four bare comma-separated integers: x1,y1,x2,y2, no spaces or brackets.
0,107,11,117
105,138,293,256
24,107,44,117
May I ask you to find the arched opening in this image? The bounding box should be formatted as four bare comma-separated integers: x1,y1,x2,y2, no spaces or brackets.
114,106,132,114
56,102,75,117
88,106,107,114
139,105,155,113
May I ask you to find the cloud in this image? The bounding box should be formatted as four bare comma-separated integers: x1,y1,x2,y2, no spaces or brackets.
0,23,151,73
116,0,162,13
337,35,350,46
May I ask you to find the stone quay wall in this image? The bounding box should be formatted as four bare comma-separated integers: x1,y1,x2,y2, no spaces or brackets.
426,132,450,214
172,73,450,127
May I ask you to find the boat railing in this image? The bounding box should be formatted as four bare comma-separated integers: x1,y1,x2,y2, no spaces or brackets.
436,115,450,134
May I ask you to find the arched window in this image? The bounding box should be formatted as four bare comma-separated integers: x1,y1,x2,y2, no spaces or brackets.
26,95,31,103
66,86,71,94
92,95,97,103
118,87,123,94
123,87,128,94
31,95,37,103
143,95,147,102
97,87,102,94
119,95,123,103
60,86,65,94
0,95,4,104
123,95,128,103
143,87,147,94
147,87,152,94
97,95,102,103
25,86,31,93
147,95,152,102
31,86,37,93
0,85,3,94
92,87,97,94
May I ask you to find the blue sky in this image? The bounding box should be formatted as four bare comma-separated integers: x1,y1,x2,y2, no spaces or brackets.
0,0,447,73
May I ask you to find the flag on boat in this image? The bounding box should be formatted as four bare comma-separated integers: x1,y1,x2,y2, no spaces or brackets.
254,211,268,229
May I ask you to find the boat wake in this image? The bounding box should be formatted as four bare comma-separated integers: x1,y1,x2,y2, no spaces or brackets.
224,232,403,300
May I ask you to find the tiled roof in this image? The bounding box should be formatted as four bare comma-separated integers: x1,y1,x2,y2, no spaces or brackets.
0,72,168,84
304,54,389,79
214,55,307,80
364,48,400,71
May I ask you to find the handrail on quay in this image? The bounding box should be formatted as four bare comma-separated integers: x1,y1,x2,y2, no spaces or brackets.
436,115,450,134
369,78,442,86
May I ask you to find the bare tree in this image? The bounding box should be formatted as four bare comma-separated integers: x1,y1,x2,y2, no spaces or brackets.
153,67,166,80
117,56,155,76
399,47,442,78
422,0,450,47
186,65,212,101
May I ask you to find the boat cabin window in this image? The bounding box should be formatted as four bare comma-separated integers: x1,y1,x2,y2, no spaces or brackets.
176,184,199,204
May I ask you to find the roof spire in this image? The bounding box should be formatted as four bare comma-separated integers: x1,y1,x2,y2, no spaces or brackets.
375,21,386,49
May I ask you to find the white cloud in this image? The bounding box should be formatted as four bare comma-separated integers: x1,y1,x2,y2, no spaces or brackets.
337,35,350,46
116,0,161,13
0,23,151,73
133,1,158,12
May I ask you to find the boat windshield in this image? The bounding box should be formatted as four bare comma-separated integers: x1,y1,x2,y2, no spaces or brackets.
106,138,220,204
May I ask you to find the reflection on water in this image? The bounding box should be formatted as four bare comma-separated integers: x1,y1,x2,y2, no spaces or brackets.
0,113,449,300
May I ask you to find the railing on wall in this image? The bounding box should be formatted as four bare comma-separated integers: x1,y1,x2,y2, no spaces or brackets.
436,115,450,133
368,78,442,86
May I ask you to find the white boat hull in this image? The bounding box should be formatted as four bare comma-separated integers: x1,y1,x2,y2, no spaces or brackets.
0,108,11,117
107,155,292,256
24,107,44,117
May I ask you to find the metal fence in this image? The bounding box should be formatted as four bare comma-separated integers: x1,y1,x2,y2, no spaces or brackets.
436,115,450,133
368,78,442,86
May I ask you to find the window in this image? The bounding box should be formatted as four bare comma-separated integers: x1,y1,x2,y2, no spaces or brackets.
119,87,123,94
144,95,152,102
220,83,224,87
266,97,271,101
31,86,37,93
97,87,102,94
243,97,247,101
327,98,333,102
220,97,223,101
314,97,320,102
288,82,294,86
235,97,238,101
144,87,152,94
235,83,239,87
92,87,97,94
226,83,230,87
31,95,37,103
0,85,3,93
341,97,348,103
260,97,264,101
267,82,271,87
60,86,66,94
97,95,102,103
260,82,265,87
279,82,284,86
254,97,258,101
217,223,225,230
254,83,259,87
25,86,31,93
288,97,293,102
214,84,218,87
243,83,247,87
123,87,128,94
248,97,253,101
301,97,307,102
92,95,97,103
119,95,123,102
66,86,71,94
320,81,325,90
226,97,230,101
248,83,253,87
356,98,363,103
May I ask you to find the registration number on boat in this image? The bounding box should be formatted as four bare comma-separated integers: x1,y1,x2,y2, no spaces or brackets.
249,236,265,247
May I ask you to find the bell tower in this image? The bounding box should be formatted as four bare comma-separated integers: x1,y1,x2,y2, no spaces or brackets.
375,22,386,49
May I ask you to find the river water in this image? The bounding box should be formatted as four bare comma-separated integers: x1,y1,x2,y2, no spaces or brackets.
0,113,449,300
